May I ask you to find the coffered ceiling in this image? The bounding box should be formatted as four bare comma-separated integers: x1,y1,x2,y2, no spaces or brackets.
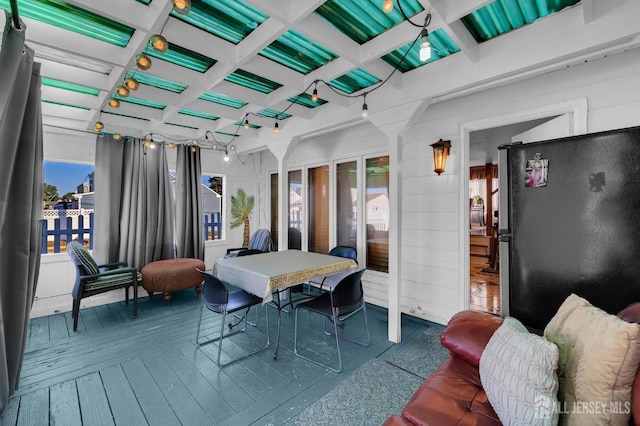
1,0,638,153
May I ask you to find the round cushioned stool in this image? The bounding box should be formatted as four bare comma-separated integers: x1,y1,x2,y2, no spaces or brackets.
141,258,205,304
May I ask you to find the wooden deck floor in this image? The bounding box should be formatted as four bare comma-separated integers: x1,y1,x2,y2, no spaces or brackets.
2,290,430,425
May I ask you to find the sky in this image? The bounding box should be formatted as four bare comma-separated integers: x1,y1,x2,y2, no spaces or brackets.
43,161,94,195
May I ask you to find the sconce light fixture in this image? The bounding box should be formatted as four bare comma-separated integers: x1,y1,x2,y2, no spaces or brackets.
430,139,451,175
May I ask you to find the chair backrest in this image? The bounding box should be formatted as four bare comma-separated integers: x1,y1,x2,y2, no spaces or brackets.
197,270,229,307
237,249,264,257
331,269,366,312
66,241,100,276
248,228,273,252
329,246,358,265
288,227,302,250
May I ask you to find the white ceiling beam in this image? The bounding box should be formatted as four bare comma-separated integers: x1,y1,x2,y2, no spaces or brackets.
38,59,110,91
582,0,595,24
443,0,493,22
242,55,307,92
429,0,479,63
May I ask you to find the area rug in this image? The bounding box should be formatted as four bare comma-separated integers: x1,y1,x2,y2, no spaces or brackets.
386,326,449,379
293,358,423,426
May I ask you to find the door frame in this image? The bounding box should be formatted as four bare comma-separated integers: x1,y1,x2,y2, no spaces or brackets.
458,98,588,312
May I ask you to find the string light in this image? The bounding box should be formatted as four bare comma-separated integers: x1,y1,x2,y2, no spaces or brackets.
311,85,318,103
383,0,394,13
108,98,120,108
113,133,122,141
191,145,197,152
135,53,152,70
274,122,280,134
172,0,191,15
419,28,431,62
244,119,249,129
93,121,104,132
124,76,139,91
116,85,129,97
150,34,168,53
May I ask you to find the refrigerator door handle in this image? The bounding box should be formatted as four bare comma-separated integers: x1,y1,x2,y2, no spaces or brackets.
498,229,512,242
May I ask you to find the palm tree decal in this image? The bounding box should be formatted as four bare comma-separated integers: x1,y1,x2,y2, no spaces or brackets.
230,188,254,247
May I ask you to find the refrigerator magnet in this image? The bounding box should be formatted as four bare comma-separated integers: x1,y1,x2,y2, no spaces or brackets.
525,153,548,188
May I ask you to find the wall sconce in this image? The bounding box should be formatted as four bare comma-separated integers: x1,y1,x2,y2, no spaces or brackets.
430,139,451,175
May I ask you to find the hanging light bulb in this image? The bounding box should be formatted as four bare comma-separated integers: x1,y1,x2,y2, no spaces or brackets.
274,122,280,134
383,0,394,13
191,145,197,152
167,142,176,149
150,34,168,53
361,96,368,119
108,98,120,108
244,119,249,129
149,142,157,149
113,133,122,141
223,149,230,162
136,53,152,70
143,140,151,147
124,76,139,91
93,121,104,132
419,28,432,62
116,85,129,97
172,0,191,15
311,87,318,103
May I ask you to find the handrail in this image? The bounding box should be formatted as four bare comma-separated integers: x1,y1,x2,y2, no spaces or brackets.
9,0,21,30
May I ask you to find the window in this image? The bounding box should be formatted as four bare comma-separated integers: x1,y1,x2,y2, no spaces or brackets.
288,170,303,249
336,161,357,247
365,156,389,272
201,174,224,241
270,173,279,249
308,165,329,253
42,161,95,253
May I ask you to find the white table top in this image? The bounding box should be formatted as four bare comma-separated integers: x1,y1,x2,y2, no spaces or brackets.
214,250,358,303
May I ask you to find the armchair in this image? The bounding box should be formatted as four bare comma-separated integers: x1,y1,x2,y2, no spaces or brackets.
66,241,141,331
225,228,273,257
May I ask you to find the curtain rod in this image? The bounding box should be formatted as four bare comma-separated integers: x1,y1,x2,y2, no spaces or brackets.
9,0,21,30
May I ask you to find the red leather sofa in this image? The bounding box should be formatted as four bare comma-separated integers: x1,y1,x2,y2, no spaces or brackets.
384,306,640,426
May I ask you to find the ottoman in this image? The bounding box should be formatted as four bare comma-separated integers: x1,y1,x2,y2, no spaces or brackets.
141,258,205,304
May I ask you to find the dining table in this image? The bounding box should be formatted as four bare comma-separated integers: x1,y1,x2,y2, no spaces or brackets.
214,250,358,360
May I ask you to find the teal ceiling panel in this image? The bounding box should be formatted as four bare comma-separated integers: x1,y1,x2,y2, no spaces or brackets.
199,92,248,109
41,77,101,96
258,109,292,120
126,71,187,93
135,0,151,4
328,68,380,94
225,69,282,93
179,109,220,120
167,123,198,130
382,28,460,73
235,121,261,129
172,0,268,44
42,100,90,110
114,95,167,109
103,111,150,121
260,29,338,74
288,93,327,108
143,43,216,73
315,0,423,45
0,0,134,47
461,0,580,42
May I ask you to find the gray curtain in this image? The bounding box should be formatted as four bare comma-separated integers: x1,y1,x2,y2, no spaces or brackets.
93,135,174,270
175,145,204,260
0,13,43,412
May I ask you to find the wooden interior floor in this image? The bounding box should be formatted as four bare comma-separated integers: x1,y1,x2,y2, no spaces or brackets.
1,290,431,425
470,254,500,315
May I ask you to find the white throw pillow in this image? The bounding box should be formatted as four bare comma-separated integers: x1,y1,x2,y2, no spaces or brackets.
480,316,560,426
544,294,640,426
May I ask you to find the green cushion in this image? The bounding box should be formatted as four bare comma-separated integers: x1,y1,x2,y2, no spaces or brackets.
66,241,100,276
84,272,142,291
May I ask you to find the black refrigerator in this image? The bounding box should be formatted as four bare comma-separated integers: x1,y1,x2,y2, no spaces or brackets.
498,126,640,331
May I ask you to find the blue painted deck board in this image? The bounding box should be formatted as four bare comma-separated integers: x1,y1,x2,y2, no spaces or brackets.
0,292,433,425
49,380,81,426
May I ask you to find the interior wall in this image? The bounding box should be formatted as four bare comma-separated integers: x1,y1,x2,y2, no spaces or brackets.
400,47,640,325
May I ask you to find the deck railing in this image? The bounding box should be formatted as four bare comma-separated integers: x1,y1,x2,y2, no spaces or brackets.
41,211,223,254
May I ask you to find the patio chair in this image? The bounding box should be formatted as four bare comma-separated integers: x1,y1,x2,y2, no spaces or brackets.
293,268,369,372
66,241,141,331
225,228,273,257
298,245,358,295
195,270,270,366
